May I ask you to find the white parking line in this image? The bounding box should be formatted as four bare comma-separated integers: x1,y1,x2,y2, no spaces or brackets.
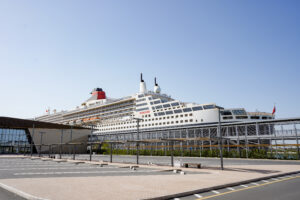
211,190,220,194
0,167,102,170
240,185,248,188
271,178,279,181
262,180,269,183
14,170,160,175
194,194,202,198
227,187,235,191
251,182,259,186
174,198,180,200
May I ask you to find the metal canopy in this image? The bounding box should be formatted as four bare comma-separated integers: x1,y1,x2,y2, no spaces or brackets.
0,116,88,129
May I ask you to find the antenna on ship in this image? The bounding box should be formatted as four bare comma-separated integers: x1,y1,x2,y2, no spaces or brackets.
154,77,161,94
139,73,147,93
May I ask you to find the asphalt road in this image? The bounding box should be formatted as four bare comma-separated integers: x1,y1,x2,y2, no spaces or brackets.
59,154,300,167
178,173,300,200
0,187,25,200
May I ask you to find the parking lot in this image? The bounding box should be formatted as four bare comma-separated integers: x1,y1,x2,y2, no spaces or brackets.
0,157,204,180
59,154,300,167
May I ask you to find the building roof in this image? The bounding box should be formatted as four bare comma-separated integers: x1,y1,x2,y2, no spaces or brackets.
0,116,88,129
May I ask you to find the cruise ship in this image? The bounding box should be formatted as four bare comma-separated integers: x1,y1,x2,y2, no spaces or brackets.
35,74,274,134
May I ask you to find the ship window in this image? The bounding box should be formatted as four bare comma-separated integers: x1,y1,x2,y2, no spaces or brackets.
236,116,248,119
232,110,247,115
190,119,193,122
161,99,168,103
136,103,147,107
250,116,260,119
171,116,174,118
138,94,145,98
174,109,182,114
158,112,165,116
154,100,161,104
221,110,232,116
150,102,153,105
176,121,179,123
180,120,183,123
167,122,170,124
223,116,233,120
203,105,215,109
163,117,165,119
136,98,146,103
163,122,165,125
171,121,174,124
155,123,158,125
185,120,188,122
154,113,157,116
155,105,163,109
262,116,268,119
183,108,192,112
166,111,173,115
171,102,179,107
185,114,188,117
167,116,169,119
180,114,183,117
136,107,149,112
163,104,171,108
189,113,193,116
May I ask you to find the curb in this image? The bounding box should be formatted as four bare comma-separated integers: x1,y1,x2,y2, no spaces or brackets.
145,170,300,200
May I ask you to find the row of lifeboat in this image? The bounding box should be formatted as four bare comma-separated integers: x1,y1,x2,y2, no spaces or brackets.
64,116,100,125
82,116,100,122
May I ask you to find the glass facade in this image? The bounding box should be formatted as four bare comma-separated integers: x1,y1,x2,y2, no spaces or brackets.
0,128,30,153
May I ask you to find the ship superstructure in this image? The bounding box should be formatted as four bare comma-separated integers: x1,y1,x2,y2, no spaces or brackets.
35,74,274,134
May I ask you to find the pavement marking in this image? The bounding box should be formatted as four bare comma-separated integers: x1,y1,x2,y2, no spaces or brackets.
271,178,279,181
211,190,220,194
0,167,103,170
0,182,48,200
174,198,180,200
194,194,202,198
196,176,300,200
262,180,269,183
240,185,248,188
251,182,259,186
14,170,162,176
227,187,235,191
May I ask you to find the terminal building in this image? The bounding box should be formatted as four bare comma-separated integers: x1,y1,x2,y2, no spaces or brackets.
0,117,90,154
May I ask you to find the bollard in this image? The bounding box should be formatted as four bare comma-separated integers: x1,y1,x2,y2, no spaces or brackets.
110,143,113,163
171,141,174,167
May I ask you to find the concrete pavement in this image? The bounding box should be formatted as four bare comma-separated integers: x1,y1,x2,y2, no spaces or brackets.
0,155,299,200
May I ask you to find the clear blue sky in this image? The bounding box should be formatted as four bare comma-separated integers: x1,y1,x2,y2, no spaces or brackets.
0,0,299,119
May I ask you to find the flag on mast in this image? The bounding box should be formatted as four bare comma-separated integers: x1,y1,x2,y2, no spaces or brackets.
272,105,276,115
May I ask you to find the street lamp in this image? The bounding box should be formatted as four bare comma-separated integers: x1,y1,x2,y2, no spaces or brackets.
134,117,144,164
216,106,224,170
39,132,46,157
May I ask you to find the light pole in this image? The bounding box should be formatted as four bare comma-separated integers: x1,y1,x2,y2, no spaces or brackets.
134,117,144,165
30,123,35,157
39,132,46,157
216,106,224,170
